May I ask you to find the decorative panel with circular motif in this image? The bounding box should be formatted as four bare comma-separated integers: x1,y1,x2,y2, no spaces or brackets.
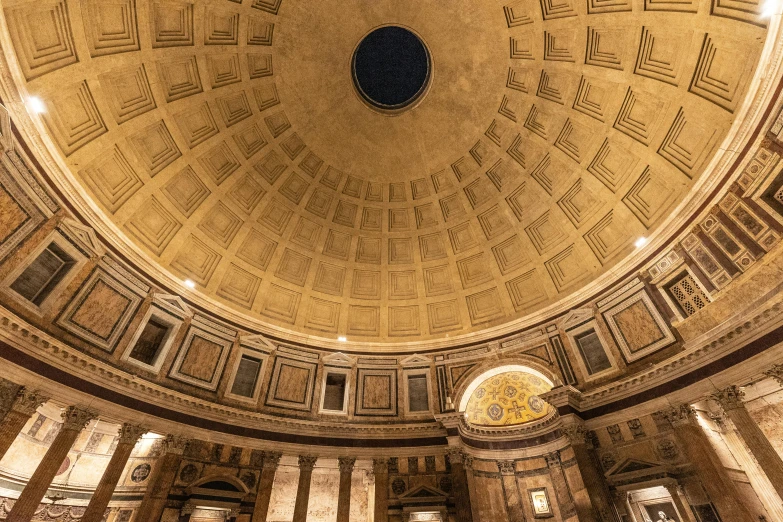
464,371,552,426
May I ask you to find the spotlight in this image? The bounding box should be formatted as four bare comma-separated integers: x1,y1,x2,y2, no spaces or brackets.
634,237,648,248
184,279,196,289
338,336,347,342
27,96,46,114
762,0,780,16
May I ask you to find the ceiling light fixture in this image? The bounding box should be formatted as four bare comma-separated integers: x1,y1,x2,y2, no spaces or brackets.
634,237,648,248
763,0,780,16
338,336,347,342
27,96,46,114
184,279,196,289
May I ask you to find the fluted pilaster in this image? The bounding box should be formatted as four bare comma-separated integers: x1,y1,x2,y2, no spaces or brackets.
251,451,282,522
293,455,317,522
373,458,389,522
336,457,355,522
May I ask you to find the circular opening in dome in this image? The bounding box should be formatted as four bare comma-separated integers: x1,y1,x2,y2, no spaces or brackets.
352,26,431,114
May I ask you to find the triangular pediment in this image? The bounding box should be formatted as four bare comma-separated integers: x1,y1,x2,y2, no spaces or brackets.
322,352,356,367
607,458,662,477
562,308,594,329
153,294,193,318
59,218,104,257
401,354,432,366
241,334,277,352
399,484,449,500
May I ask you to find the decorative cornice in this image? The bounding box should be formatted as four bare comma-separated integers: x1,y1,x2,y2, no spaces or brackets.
763,363,783,386
298,455,318,471
497,460,515,475
658,404,697,428
164,435,192,455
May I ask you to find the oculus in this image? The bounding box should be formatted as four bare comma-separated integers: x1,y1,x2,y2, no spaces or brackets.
352,26,431,113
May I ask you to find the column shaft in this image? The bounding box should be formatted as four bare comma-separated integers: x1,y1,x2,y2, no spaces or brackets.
448,451,473,522
664,484,698,522
81,424,146,522
463,457,481,522
373,459,389,522
715,386,783,501
498,461,526,522
251,452,281,522
0,389,48,461
6,406,95,522
545,452,576,520
663,405,756,522
293,456,317,522
135,436,190,522
336,457,355,522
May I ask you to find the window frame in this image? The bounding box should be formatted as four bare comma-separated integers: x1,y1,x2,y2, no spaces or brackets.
402,368,432,416
120,305,183,374
565,320,618,383
318,366,351,415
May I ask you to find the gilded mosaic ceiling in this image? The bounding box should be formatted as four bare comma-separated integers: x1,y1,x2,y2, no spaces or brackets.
464,371,552,426
0,0,769,344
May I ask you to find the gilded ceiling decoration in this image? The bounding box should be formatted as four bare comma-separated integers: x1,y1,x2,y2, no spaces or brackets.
464,371,552,426
0,0,769,345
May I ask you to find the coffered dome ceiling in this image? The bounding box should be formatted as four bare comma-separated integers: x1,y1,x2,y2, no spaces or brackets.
0,0,769,346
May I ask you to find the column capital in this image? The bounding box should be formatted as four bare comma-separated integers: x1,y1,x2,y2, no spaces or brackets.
463,455,474,470
764,364,783,386
118,423,147,445
298,455,318,471
562,423,587,446
338,456,356,474
262,451,282,470
497,460,515,476
164,434,192,455
446,447,465,465
658,404,697,427
61,406,97,432
544,451,562,468
711,385,745,411
372,458,388,474
11,388,49,416
363,469,375,486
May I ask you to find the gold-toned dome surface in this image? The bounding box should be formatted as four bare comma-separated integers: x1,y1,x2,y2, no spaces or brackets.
0,0,769,345
464,371,552,426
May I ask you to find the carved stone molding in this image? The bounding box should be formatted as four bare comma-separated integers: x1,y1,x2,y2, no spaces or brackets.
298,455,318,471
164,435,192,455
658,404,697,428
338,456,356,474
446,448,464,465
463,455,474,470
544,451,562,468
373,458,388,474
561,423,587,446
497,460,515,475
764,364,783,386
710,385,745,411
117,423,147,445
262,451,282,470
61,406,97,432
10,388,49,416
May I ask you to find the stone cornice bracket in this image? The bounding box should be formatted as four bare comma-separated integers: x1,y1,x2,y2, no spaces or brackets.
298,455,318,471
262,451,282,470
11,388,49,416
117,423,148,445
658,404,697,428
164,434,192,455
338,456,356,473
541,385,583,411
372,458,388,474
710,385,745,411
61,406,97,432
497,460,515,476
544,451,562,468
763,364,783,386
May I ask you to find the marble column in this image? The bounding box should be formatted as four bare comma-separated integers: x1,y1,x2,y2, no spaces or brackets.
373,458,389,522
6,406,96,522
336,457,355,522
497,460,526,521
545,451,576,520
447,449,473,522
660,404,756,522
562,425,606,522
0,388,48,460
251,451,282,522
663,483,698,522
463,456,481,522
135,435,191,522
81,423,147,522
293,455,317,522
712,385,783,501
